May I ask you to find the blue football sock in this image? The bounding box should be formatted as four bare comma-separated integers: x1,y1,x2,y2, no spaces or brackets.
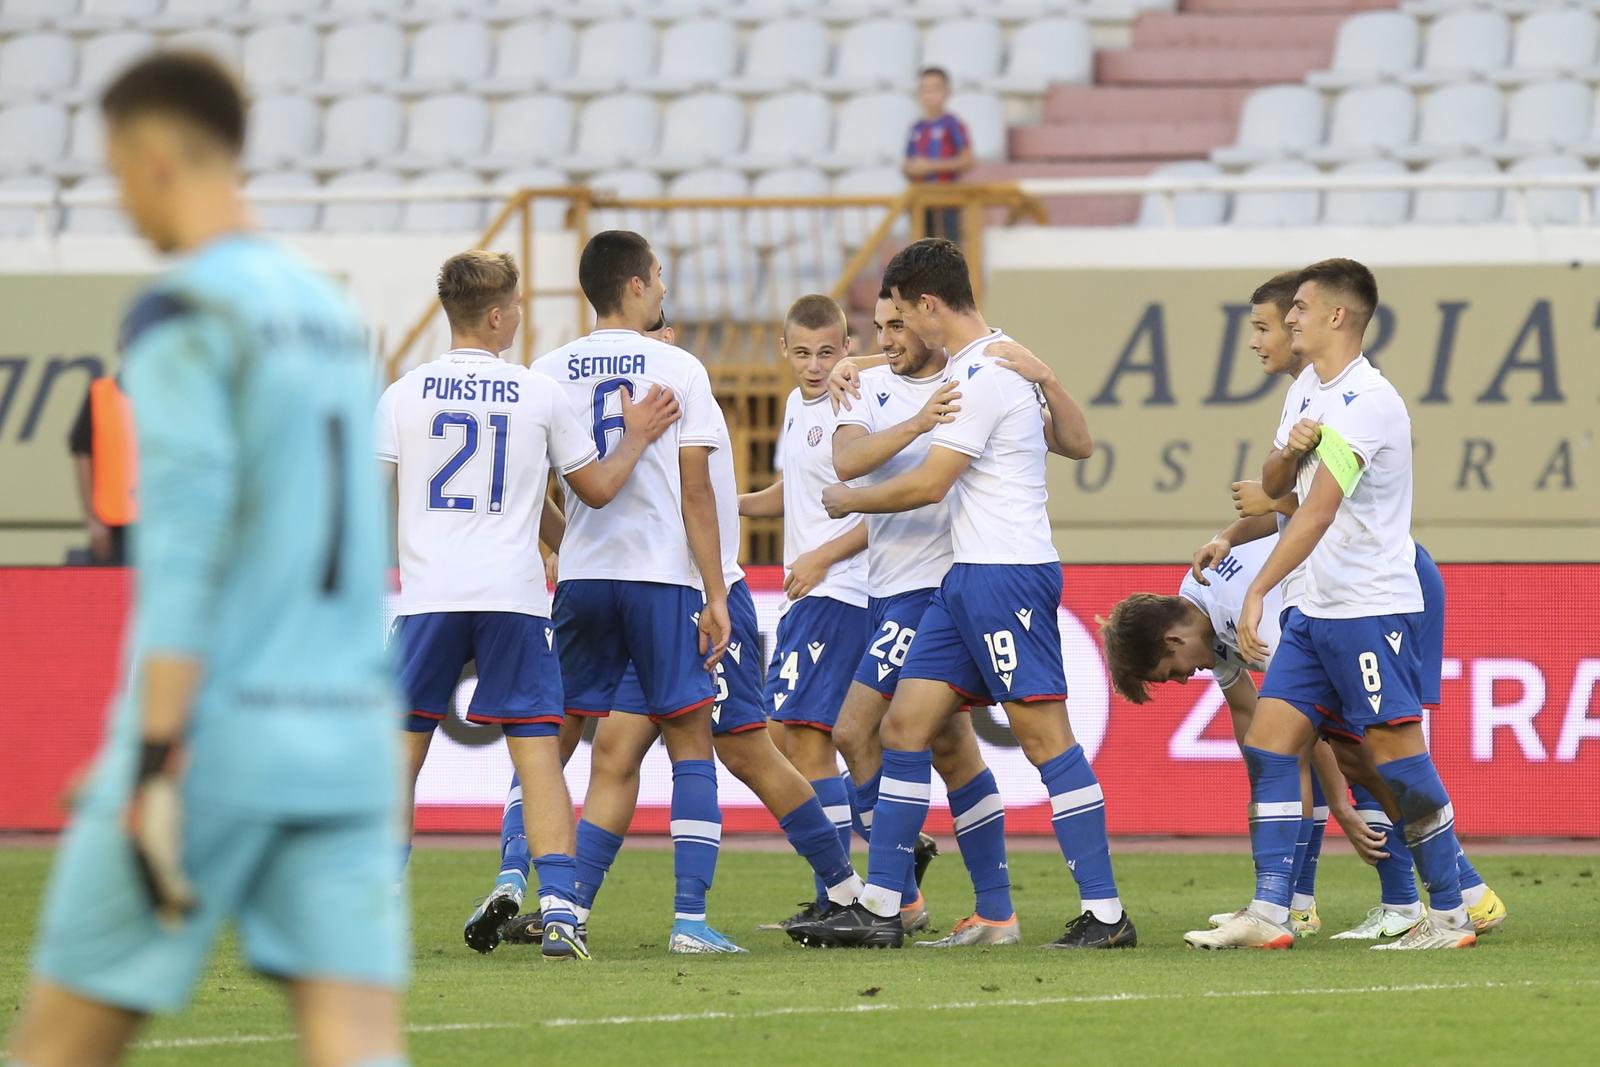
1242,745,1301,919
1456,847,1485,891
779,796,856,903
573,819,624,912
1039,745,1120,920
810,776,854,905
1294,776,1328,902
1288,817,1314,899
860,749,931,917
948,769,1013,921
1350,783,1419,906
852,771,881,839
671,759,721,921
1377,753,1465,914
532,853,577,926
497,775,530,894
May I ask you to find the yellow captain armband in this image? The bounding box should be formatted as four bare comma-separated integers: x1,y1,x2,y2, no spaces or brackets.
1316,425,1364,497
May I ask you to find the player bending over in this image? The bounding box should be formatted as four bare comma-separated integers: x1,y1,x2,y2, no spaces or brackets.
9,53,410,1067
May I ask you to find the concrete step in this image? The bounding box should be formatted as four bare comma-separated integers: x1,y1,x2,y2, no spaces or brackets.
1133,11,1346,48
1043,84,1253,124
1010,118,1235,161
1097,45,1333,86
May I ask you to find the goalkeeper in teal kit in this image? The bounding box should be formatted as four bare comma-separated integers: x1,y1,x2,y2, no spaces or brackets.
8,54,409,1067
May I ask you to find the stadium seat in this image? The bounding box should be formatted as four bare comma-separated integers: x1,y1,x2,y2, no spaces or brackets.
816,91,919,172
565,93,659,173
751,239,843,321
1211,86,1325,168
565,19,657,95
1230,160,1320,227
0,175,55,238
725,17,830,96
948,91,1005,160
398,19,493,96
1303,85,1416,165
652,93,747,175
669,241,754,321
241,24,321,93
1503,154,1588,225
305,93,403,172
312,0,391,27
392,93,491,171
401,168,487,232
0,103,68,174
1488,8,1599,86
244,94,319,171
73,0,161,32
816,0,893,25
0,0,78,33
746,165,829,250
242,0,325,20
921,18,1004,89
832,18,919,94
481,93,574,170
320,167,403,232
492,165,572,230
1410,156,1502,225
0,33,75,105
474,18,577,96
165,28,241,67
154,0,242,29
1398,10,1511,88
246,168,319,231
990,17,1093,94
1307,11,1420,90
69,31,153,106
586,166,663,234
727,0,806,25
662,167,749,250
1321,158,1410,227
830,164,906,246
1568,89,1600,161
1392,82,1504,164
1135,159,1226,227
51,104,105,180
62,173,127,234
1485,80,1591,163
312,21,405,99
640,17,738,94
728,91,831,173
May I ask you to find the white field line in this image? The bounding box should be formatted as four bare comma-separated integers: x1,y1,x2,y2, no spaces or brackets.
131,978,1595,1050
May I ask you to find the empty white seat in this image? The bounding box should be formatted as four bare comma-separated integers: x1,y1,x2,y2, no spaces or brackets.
154,0,242,28
668,241,754,322
747,165,829,248
52,104,106,179
0,33,75,104
313,21,405,98
1503,154,1588,225
816,0,893,24
832,18,918,94
1230,160,1320,227
1486,80,1591,162
493,165,571,230
244,0,325,18
481,93,574,169
586,166,663,234
474,18,576,95
1398,10,1510,88
321,167,402,232
75,0,160,31
727,91,831,172
630,0,719,21
245,94,319,170
817,91,919,172
991,17,1092,93
69,31,153,105
1211,86,1324,168
726,17,828,95
312,0,390,25
948,91,1005,160
751,240,844,322
565,18,656,95
399,19,493,95
241,23,320,93
1490,9,1598,86
246,168,319,231
0,175,55,238
830,164,905,245
165,28,240,67
640,18,737,94
652,93,746,174
1308,11,1420,90
63,174,128,234
1304,85,1416,165
1135,160,1226,227
1321,158,1410,227
1410,156,1501,225
401,168,487,232
1393,82,1504,164
662,167,749,249
565,93,658,172
0,103,68,174
727,0,805,24
392,93,490,170
920,18,1003,89
306,93,403,171
1,0,79,33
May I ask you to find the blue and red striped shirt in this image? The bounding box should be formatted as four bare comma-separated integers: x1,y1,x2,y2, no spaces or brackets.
906,113,970,183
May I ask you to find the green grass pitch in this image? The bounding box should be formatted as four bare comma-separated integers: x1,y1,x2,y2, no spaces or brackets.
3,842,1597,1065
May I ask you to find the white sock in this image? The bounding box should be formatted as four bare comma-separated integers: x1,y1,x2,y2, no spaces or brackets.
1082,897,1123,924
573,904,591,924
1291,893,1316,912
859,884,901,919
1388,900,1424,919
1431,905,1470,929
1460,883,1488,908
826,874,865,906
1250,899,1291,926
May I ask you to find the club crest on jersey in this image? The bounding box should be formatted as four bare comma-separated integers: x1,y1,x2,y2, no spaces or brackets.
877,392,890,406
1342,390,1359,405
1014,608,1033,631
807,425,823,447
728,642,742,664
807,641,826,662
1385,631,1403,653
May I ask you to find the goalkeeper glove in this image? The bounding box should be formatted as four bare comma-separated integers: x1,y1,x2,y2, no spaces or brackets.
126,738,197,927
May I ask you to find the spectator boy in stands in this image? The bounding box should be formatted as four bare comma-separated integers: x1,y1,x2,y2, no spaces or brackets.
904,67,974,246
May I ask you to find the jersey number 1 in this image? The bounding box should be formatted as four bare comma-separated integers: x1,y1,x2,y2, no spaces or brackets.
428,411,510,513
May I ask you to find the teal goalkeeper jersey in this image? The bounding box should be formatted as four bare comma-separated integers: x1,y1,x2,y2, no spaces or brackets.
87,233,400,819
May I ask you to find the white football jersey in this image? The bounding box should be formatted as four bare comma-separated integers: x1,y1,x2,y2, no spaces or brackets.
836,365,955,598
928,330,1057,566
777,388,867,607
709,405,745,589
1269,365,1319,609
1292,356,1422,618
530,329,722,587
1178,534,1285,689
375,348,595,617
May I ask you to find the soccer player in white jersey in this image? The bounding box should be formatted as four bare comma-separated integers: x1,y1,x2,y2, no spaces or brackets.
379,251,679,961
737,295,876,927
795,238,1136,950
530,231,737,955
1189,258,1480,951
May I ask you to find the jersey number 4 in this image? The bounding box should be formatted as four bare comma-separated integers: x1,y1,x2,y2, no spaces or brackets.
428,410,510,513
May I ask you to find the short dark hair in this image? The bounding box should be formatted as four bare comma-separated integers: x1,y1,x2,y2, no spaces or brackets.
784,294,848,340
1097,594,1191,705
919,66,950,85
579,230,655,317
437,250,518,330
878,283,892,301
881,238,976,313
1250,270,1301,316
100,51,247,155
1295,257,1378,332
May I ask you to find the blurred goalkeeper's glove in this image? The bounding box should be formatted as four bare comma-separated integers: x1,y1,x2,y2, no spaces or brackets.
126,738,197,927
